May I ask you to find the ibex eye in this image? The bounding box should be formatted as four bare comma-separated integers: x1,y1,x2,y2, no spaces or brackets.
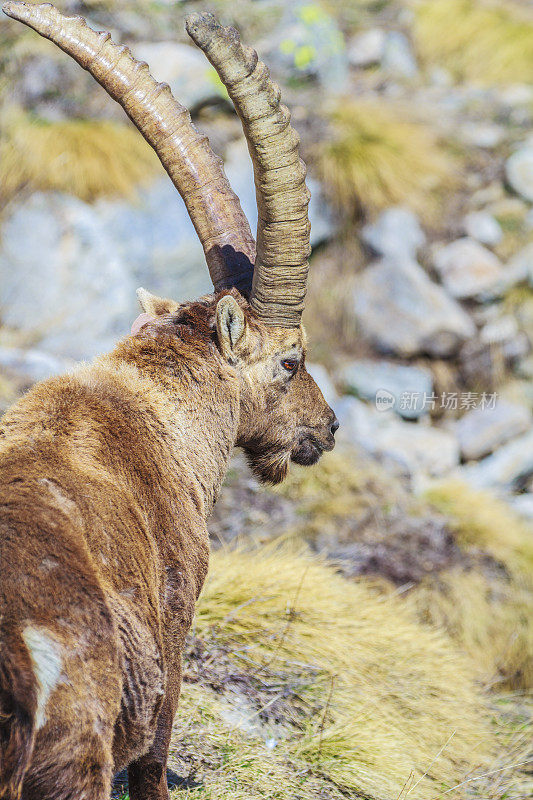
282,359,298,372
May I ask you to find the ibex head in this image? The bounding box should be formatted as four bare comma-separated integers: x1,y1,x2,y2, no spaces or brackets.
2,2,338,483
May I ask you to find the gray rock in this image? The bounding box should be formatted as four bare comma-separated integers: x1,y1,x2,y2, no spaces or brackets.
459,123,505,149
432,238,504,299
96,178,213,305
456,400,531,461
473,244,532,300
513,244,533,286
375,419,459,478
335,395,382,451
461,429,533,490
0,193,134,360
339,359,432,420
306,363,338,409
336,396,459,477
131,41,221,110
381,32,418,78
428,66,453,88
499,84,533,107
347,28,386,68
362,207,425,259
509,493,533,520
462,211,502,247
479,314,519,345
505,146,533,202
516,355,533,380
0,347,75,383
353,257,476,357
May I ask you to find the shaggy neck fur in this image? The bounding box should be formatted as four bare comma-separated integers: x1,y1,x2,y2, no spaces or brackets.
107,310,241,516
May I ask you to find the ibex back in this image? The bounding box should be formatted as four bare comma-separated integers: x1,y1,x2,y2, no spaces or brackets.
0,4,338,800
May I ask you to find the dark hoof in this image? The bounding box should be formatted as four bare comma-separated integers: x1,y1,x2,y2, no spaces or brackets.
111,768,201,797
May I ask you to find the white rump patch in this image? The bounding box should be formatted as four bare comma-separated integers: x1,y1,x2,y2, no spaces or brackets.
22,626,62,730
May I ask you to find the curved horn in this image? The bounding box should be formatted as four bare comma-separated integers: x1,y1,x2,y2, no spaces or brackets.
2,1,256,296
186,13,311,328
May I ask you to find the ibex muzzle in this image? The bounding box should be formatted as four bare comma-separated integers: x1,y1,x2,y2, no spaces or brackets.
0,4,337,799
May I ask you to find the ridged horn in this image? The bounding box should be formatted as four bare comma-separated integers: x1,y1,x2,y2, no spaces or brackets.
186,12,311,328
1,1,256,296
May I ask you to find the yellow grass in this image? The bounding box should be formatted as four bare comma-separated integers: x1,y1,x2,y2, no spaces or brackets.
315,101,453,220
425,480,533,574
420,481,533,689
413,569,533,690
415,0,533,85
0,111,159,202
179,543,530,800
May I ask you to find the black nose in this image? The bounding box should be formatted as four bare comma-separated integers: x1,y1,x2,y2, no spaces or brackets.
330,417,339,436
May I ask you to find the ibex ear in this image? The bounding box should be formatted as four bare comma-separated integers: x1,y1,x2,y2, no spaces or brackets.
216,295,247,360
136,287,180,317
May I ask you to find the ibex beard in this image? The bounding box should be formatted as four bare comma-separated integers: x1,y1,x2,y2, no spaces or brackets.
0,4,338,800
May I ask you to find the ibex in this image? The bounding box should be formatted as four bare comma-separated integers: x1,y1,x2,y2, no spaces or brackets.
0,3,338,799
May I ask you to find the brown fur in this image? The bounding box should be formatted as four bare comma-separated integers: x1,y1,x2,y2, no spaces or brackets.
0,289,336,800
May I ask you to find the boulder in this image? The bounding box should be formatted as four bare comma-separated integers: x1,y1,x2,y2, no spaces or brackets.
132,41,222,110
335,396,459,478
461,429,533,490
511,243,533,286
509,493,533,520
462,211,502,247
96,178,212,305
456,400,531,461
459,123,505,149
353,257,475,357
361,207,425,259
0,192,134,360
374,419,459,478
339,359,432,420
381,31,418,78
432,238,505,300
505,146,533,202
347,28,386,68
479,315,519,346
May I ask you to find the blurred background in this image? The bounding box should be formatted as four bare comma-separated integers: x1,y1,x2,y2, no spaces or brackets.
1,2,532,799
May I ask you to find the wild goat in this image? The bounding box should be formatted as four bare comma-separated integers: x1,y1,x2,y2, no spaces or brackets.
0,3,338,799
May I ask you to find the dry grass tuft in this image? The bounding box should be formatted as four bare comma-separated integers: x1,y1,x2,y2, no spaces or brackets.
174,543,531,800
418,481,533,689
425,480,533,573
413,568,533,690
314,101,453,220
0,111,160,202
415,0,533,85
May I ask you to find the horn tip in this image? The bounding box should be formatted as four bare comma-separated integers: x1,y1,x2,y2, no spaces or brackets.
186,11,238,49
185,11,217,37
2,0,25,19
